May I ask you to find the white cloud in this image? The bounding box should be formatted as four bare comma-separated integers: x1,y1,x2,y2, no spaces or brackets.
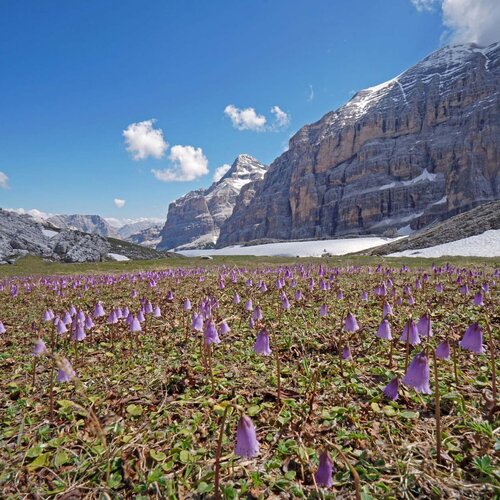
213,164,231,182
123,119,168,160
0,171,9,189
307,84,315,102
114,198,126,208
410,0,500,45
5,208,53,221
442,0,500,45
224,105,267,131
411,0,437,11
271,105,290,128
152,145,209,182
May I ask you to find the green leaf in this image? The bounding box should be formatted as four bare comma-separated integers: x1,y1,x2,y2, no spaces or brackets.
370,402,381,413
247,405,261,416
179,450,192,464
28,453,50,471
54,451,70,467
197,481,213,494
126,404,143,416
150,449,166,462
383,406,397,417
400,411,419,420
26,445,43,458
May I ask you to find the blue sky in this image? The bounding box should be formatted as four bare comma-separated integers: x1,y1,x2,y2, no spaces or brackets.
0,0,497,222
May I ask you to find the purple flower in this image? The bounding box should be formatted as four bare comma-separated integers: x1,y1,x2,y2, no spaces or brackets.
473,292,484,307
361,291,369,301
130,316,142,332
192,313,203,331
84,315,94,329
459,323,485,354
71,321,86,341
281,295,291,310
0,321,5,334
93,302,105,317
204,321,220,345
166,291,174,302
382,302,392,318
343,313,359,332
252,306,263,321
183,298,192,311
56,358,76,383
107,311,118,325
254,329,271,356
233,293,241,304
315,450,334,487
219,320,231,335
320,304,328,318
417,313,433,337
245,299,253,311
235,415,260,458
145,301,153,314
407,295,416,306
435,283,444,293
56,320,68,335
341,344,352,360
337,290,343,300
33,338,48,356
383,377,399,400
400,319,420,345
403,353,431,394
153,305,161,318
43,309,54,321
294,290,303,301
376,319,392,340
137,310,145,323
435,340,450,360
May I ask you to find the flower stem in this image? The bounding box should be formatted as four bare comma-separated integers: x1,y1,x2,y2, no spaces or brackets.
432,349,441,463
214,405,229,500
485,318,497,403
275,350,282,408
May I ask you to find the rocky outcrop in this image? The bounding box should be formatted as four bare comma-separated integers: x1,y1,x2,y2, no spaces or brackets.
48,214,119,238
362,200,500,255
0,209,110,263
157,154,267,250
217,42,500,247
127,225,162,247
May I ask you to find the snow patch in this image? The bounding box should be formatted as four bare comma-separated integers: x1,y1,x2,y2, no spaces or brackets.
389,230,500,258
177,237,404,258
108,253,130,261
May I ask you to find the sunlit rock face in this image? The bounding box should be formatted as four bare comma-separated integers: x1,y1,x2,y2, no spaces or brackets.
157,154,267,250
218,42,499,247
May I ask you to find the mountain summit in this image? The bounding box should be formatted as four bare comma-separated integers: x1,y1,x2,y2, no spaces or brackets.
157,154,267,250
217,42,499,247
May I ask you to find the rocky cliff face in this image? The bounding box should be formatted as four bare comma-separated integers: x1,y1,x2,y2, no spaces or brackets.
0,209,111,263
157,154,267,250
218,42,500,247
48,214,119,238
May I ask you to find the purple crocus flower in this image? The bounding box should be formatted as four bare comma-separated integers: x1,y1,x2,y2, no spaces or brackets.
137,310,145,323
72,322,86,341
361,291,369,301
56,358,76,383
56,320,68,335
282,295,291,310
63,312,72,325
153,305,161,318
145,301,153,314
254,329,271,356
460,284,470,295
435,340,450,360
377,319,392,340
235,415,260,458
192,313,204,331
320,304,328,318
343,313,359,332
107,311,118,325
417,313,433,337
341,344,352,360
204,321,220,345
435,283,443,293
252,306,263,321
219,320,230,335
337,290,343,300
85,315,94,329
233,293,241,304
245,299,253,311
383,377,399,400
130,316,142,332
473,292,484,307
43,309,54,321
69,305,77,316
396,297,403,306
249,317,255,329
294,290,303,301
400,319,420,345
315,450,334,487
382,302,392,318
77,310,85,323
0,321,5,334
407,295,416,306
402,353,431,394
183,298,192,311
33,338,48,356
166,291,174,302
459,323,485,354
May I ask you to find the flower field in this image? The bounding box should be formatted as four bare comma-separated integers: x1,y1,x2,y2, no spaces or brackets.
0,261,498,498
